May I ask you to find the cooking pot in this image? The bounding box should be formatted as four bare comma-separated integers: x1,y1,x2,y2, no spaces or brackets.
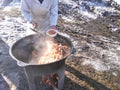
9,34,75,69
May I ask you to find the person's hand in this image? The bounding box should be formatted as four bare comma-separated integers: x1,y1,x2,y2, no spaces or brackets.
29,22,38,32
31,22,38,29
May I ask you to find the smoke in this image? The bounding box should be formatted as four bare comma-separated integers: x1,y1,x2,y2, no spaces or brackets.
29,33,55,64
34,33,54,51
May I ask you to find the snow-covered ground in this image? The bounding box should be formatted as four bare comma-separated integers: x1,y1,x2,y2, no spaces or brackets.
113,0,120,4
0,1,120,90
0,0,120,72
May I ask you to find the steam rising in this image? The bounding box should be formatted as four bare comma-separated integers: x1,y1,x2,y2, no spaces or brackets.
29,33,70,65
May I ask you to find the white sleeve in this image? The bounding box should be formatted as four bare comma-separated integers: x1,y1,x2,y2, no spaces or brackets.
50,0,58,26
21,0,32,23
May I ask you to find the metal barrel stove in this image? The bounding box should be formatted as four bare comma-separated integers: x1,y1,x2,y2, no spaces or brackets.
9,34,75,90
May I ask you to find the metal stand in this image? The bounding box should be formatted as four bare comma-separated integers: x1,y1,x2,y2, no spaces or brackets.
24,62,65,90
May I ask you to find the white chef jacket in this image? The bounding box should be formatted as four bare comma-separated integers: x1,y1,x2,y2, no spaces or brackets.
21,0,58,26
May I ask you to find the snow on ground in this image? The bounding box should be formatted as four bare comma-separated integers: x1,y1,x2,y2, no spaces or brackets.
113,0,120,4
81,43,120,71
0,0,120,72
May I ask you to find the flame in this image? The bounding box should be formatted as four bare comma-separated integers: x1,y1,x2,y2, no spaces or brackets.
41,73,59,88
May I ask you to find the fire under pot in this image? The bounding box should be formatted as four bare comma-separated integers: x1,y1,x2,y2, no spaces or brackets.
9,34,75,90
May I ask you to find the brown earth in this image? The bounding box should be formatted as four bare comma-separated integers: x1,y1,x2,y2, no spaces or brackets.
0,6,120,90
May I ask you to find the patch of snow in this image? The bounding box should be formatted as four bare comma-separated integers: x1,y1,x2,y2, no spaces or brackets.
80,11,97,19
113,0,120,5
82,59,110,71
117,47,120,50
59,0,78,9
62,16,74,22
3,5,20,12
112,72,117,76
59,0,76,5
80,40,120,71
0,0,20,8
108,51,120,65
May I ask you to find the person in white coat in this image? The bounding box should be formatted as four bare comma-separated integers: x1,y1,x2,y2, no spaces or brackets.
21,0,58,35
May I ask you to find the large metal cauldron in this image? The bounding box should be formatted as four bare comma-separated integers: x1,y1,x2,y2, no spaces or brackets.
9,34,74,67
9,34,75,90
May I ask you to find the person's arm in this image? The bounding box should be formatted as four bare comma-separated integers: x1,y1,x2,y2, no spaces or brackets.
50,0,58,29
21,0,33,23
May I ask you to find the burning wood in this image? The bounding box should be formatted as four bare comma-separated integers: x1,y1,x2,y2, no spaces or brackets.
41,73,59,88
